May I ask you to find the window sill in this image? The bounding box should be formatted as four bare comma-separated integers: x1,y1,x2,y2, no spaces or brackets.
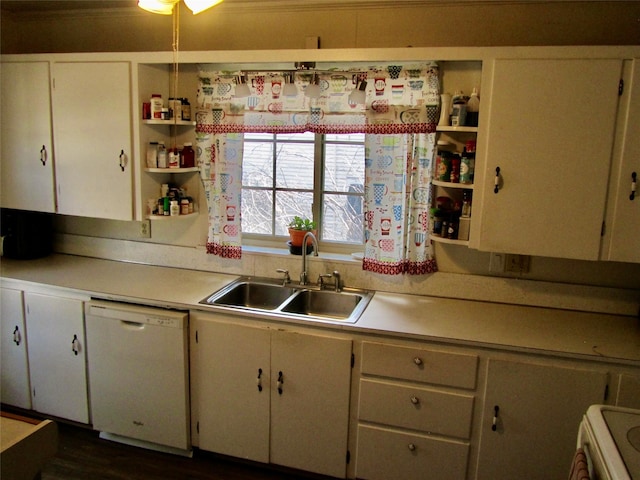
242,244,362,265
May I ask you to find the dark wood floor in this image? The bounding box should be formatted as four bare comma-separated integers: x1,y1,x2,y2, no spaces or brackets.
41,423,326,480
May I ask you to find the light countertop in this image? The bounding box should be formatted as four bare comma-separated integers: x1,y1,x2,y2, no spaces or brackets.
2,254,639,365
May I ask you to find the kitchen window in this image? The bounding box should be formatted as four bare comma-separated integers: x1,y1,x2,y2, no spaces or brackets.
242,132,365,251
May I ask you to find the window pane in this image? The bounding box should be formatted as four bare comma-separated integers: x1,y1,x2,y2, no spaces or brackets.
243,142,273,187
326,133,365,143
275,191,313,236
324,142,365,192
275,143,315,189
277,132,315,141
242,189,273,234
245,132,274,140
322,193,363,243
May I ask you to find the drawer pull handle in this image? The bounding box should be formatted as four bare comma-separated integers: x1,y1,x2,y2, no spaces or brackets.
410,396,420,405
413,357,423,366
71,334,80,356
631,171,637,201
257,368,263,392
408,443,416,451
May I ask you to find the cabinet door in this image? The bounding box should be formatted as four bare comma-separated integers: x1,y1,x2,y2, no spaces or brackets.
475,58,622,260
52,61,133,220
193,319,271,463
1,62,56,212
477,359,608,480
0,288,31,409
25,292,89,423
602,59,640,263
270,331,352,478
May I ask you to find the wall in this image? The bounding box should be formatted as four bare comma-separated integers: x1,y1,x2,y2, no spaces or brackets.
2,0,640,307
2,1,640,54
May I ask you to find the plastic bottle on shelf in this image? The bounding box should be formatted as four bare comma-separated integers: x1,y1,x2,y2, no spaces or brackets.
181,142,195,168
146,141,158,168
181,98,191,121
169,147,180,168
150,94,163,119
157,142,168,168
168,98,182,120
450,90,467,127
466,87,480,126
170,200,180,216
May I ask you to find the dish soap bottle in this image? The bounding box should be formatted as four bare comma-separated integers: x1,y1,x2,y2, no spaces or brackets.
466,87,480,126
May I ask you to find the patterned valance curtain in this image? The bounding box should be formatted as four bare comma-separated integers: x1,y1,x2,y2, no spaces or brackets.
196,63,439,274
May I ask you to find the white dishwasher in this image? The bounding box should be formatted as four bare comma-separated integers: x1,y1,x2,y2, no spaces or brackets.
85,300,191,456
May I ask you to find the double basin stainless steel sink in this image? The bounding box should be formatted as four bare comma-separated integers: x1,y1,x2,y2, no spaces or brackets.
199,276,374,324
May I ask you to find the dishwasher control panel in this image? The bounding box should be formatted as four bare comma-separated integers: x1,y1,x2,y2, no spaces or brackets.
87,301,187,329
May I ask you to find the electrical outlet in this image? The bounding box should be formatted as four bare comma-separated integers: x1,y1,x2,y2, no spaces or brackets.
139,219,151,238
504,254,530,274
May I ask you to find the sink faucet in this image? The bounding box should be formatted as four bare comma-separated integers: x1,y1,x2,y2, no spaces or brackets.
300,231,318,285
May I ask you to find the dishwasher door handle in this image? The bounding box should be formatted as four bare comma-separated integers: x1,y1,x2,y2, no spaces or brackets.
120,320,145,330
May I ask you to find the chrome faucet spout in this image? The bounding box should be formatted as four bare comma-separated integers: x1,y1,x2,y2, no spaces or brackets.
300,231,319,285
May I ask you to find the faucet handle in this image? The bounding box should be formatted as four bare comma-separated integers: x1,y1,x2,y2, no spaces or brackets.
318,273,332,289
276,269,290,285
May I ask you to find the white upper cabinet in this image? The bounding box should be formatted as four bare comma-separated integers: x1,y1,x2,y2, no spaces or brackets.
601,58,640,263
472,58,623,260
52,61,134,220
1,61,56,212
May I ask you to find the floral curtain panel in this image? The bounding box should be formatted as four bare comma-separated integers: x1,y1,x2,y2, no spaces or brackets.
196,63,439,272
363,132,437,275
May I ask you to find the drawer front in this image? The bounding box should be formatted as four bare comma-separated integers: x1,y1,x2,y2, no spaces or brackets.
356,424,469,480
358,379,474,439
361,341,478,389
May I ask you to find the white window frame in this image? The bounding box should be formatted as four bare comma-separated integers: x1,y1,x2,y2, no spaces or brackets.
242,132,365,255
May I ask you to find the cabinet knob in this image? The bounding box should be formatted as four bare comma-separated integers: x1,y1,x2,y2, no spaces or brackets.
13,326,21,346
410,395,420,405
71,334,80,356
277,371,284,395
631,171,637,201
413,357,423,366
257,368,263,392
494,167,501,194
407,443,416,451
40,145,47,166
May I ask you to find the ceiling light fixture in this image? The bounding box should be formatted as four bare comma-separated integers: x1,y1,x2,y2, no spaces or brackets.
138,0,223,15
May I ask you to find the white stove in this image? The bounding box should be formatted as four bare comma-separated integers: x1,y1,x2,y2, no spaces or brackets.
578,405,640,480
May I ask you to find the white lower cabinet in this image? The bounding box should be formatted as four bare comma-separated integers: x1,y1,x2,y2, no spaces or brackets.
191,312,353,478
24,292,89,424
476,358,608,480
355,341,478,480
0,287,31,409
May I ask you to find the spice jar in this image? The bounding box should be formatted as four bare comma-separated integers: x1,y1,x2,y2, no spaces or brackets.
450,154,461,183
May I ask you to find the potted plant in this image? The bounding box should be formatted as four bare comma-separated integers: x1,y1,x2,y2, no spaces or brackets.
288,216,317,248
